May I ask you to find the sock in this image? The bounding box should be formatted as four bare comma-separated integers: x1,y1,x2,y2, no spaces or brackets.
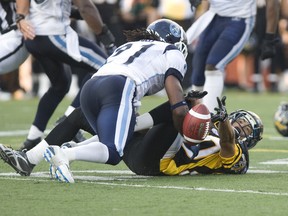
73,135,99,147
63,141,109,163
134,113,154,132
202,70,224,112
27,125,44,140
26,140,49,165
64,105,75,117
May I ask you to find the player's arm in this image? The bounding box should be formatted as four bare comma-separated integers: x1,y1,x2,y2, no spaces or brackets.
72,0,116,54
15,0,35,40
134,90,207,132
164,74,189,135
211,96,235,158
261,0,280,59
265,0,280,35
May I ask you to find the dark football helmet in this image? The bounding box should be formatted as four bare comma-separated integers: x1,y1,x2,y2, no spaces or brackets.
274,102,288,137
147,19,188,58
229,110,264,149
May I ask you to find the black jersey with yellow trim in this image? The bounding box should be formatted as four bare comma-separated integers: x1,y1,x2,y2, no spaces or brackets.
160,135,249,175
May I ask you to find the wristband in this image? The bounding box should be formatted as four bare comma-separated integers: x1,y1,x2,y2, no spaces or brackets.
170,101,187,110
15,14,25,24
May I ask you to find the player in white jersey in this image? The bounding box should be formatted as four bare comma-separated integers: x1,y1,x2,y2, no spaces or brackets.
0,0,29,74
70,19,189,165
187,0,279,111
15,0,116,151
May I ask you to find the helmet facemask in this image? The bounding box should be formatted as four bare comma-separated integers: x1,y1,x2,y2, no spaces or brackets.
229,110,263,149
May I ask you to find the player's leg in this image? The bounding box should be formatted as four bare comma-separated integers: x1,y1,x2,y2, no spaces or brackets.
203,16,255,111
19,35,107,151
123,123,179,176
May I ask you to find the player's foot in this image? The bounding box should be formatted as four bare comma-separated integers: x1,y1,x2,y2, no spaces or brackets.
43,146,74,183
48,143,75,178
18,137,42,152
0,144,34,176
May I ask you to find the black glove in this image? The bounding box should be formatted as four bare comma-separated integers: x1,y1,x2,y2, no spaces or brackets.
185,90,208,99
189,0,202,8
211,96,228,123
260,33,279,60
97,24,117,56
184,90,208,109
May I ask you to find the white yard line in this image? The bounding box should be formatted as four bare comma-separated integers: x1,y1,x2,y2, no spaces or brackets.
0,169,288,197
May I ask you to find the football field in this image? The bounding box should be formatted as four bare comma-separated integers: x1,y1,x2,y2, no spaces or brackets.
1,90,288,216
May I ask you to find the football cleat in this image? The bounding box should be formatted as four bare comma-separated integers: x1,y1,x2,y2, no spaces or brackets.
43,146,74,183
0,144,34,176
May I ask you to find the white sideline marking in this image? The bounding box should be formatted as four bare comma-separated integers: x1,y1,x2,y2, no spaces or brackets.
0,170,288,196
260,158,288,165
0,130,51,137
0,174,287,197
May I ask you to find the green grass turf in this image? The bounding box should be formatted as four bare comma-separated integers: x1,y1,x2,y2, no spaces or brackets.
1,90,288,216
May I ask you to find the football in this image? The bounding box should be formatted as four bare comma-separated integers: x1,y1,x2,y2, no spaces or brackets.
182,103,211,145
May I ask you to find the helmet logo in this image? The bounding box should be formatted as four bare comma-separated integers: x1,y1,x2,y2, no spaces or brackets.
170,24,181,38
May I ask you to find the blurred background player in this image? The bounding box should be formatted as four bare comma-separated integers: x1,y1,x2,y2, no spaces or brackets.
15,0,116,151
187,0,279,111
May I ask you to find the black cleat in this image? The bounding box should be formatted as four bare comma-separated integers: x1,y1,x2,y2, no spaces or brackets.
0,144,35,176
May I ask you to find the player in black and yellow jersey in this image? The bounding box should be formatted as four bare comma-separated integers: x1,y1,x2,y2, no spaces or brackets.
123,95,263,176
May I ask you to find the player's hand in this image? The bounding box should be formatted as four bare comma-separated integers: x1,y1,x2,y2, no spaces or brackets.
211,96,228,122
189,0,202,8
260,35,279,60
185,90,208,109
185,90,207,99
97,24,117,56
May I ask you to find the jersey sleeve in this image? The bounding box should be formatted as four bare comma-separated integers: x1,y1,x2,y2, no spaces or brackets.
164,45,187,82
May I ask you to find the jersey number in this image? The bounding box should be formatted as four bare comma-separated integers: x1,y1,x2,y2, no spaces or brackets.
112,43,154,65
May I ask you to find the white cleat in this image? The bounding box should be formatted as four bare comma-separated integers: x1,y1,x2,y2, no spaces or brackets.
43,146,74,183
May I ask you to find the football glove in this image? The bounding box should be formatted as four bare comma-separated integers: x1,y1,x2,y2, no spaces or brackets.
185,90,208,109
260,34,279,60
97,24,117,56
185,90,208,99
211,96,228,123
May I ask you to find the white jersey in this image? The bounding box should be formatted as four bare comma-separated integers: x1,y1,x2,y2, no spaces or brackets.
28,0,71,35
93,40,187,102
209,0,257,18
